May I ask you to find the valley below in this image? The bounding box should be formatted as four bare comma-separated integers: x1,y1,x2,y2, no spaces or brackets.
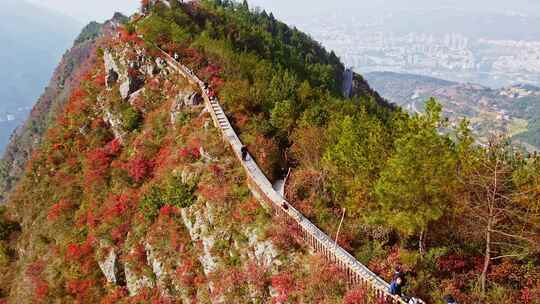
365,71,540,151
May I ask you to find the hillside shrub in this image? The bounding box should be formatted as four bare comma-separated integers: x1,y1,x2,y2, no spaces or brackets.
120,106,143,132
139,174,197,220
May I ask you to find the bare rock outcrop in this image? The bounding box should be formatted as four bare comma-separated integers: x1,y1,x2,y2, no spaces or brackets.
97,240,121,284
170,90,203,125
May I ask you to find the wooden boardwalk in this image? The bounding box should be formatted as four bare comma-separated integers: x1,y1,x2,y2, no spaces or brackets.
159,50,411,304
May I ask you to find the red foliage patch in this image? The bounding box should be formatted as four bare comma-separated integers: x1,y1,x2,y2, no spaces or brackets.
26,261,49,302
367,247,404,280
244,262,268,292
200,64,222,82
111,223,131,245
66,236,95,262
182,48,204,67
85,148,112,184
126,155,155,183
94,72,106,87
105,138,122,156
66,279,94,303
197,183,229,204
47,199,73,221
437,254,468,273
100,287,129,304
159,204,180,217
154,146,172,170
176,259,197,286
521,282,540,304
268,220,301,250
148,77,161,91
118,26,142,45
343,288,367,304
232,113,249,129
209,164,224,180
103,194,133,222
179,147,201,162
210,76,225,92
271,272,296,304
231,198,259,224
125,243,149,276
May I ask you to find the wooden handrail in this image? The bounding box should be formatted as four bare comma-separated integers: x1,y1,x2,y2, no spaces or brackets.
157,48,413,304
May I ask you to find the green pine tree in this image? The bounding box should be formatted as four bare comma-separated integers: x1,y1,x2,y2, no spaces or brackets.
372,98,456,254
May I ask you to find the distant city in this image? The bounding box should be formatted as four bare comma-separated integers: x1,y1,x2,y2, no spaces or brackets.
295,12,540,88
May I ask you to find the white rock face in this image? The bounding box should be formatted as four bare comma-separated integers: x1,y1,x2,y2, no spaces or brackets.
96,95,126,142
143,242,174,298
104,49,141,100
119,79,131,100
104,50,130,99
144,242,164,281
170,90,203,125
103,108,126,142
246,228,278,268
97,244,118,284
180,205,218,275
104,50,121,88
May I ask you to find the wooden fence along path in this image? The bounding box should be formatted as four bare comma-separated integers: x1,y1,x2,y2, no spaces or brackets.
159,50,410,304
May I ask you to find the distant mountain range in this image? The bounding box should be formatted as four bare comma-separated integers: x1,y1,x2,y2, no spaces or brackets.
365,71,540,151
0,0,80,153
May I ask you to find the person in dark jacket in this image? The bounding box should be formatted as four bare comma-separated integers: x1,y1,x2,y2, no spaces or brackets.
241,146,248,161
389,276,403,296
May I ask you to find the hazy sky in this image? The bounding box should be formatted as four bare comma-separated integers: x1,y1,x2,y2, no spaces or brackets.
26,0,140,23
24,0,540,24
249,0,540,18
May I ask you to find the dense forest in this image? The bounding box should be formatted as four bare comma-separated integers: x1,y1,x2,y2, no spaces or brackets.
0,0,538,303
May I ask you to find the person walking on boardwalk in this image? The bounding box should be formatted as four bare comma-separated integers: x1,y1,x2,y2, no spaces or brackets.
389,276,404,297
241,146,248,161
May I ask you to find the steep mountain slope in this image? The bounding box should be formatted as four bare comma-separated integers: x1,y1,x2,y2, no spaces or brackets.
365,71,540,150
0,0,80,153
0,1,538,303
0,2,382,303
0,14,127,202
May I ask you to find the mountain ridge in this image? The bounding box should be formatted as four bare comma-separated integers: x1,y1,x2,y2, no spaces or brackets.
0,2,537,303
0,14,126,202
0,2,387,302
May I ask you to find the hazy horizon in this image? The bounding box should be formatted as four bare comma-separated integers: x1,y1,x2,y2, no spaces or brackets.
15,0,540,89
25,0,139,23
23,0,540,25
248,0,540,20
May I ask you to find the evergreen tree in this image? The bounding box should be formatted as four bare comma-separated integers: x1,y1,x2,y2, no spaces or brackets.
323,108,390,212
373,99,456,254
